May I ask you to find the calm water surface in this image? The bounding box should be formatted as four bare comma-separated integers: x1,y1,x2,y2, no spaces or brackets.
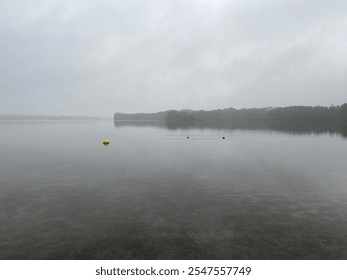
0,121,346,259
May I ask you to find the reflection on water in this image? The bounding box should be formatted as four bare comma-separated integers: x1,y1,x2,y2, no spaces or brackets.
0,120,347,259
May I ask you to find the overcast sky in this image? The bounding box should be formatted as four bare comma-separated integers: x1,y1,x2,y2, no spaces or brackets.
1,0,346,116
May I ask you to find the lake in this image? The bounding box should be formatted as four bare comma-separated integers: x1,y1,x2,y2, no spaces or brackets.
0,120,346,259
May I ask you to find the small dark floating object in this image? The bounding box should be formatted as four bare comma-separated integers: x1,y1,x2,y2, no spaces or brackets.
187,136,189,139
103,139,110,145
222,137,225,139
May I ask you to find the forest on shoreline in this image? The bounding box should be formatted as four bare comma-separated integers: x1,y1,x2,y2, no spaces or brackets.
114,104,347,136
114,104,347,124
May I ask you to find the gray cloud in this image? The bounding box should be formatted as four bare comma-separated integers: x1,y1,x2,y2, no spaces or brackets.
1,0,346,116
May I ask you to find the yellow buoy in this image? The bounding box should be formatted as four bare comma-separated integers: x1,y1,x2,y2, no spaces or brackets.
103,139,110,145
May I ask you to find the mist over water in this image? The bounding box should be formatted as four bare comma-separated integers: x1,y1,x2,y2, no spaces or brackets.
0,120,347,259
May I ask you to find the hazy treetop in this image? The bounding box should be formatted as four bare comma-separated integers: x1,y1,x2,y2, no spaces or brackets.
1,0,346,116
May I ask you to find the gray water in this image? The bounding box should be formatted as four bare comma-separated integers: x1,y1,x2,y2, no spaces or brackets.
0,120,347,259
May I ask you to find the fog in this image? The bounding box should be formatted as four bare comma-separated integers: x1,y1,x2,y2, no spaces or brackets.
1,0,346,117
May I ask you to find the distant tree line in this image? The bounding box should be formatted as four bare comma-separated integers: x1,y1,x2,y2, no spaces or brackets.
266,104,347,124
263,104,347,136
114,104,347,125
164,110,197,128
114,104,347,137
114,108,271,122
